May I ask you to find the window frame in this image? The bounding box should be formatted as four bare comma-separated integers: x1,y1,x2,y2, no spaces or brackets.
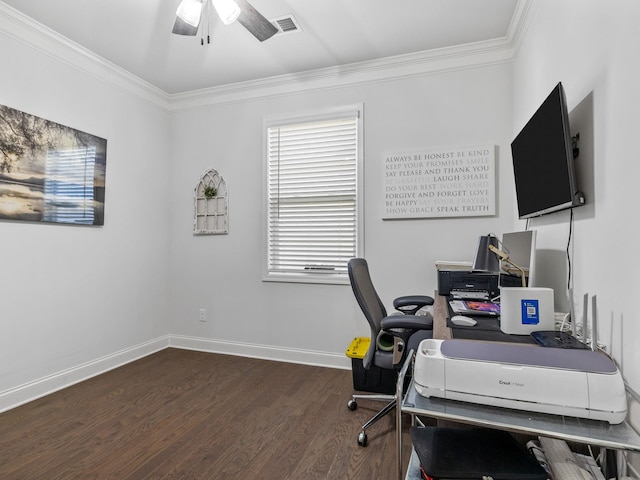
262,104,364,285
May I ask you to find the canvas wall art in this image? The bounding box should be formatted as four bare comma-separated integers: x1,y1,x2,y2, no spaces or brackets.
0,104,107,226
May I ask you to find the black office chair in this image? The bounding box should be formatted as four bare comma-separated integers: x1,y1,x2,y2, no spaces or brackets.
346,258,433,446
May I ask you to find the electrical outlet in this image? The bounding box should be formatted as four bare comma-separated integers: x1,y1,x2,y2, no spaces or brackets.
199,309,207,322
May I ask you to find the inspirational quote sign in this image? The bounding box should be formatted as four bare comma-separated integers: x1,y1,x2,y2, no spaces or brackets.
383,145,496,219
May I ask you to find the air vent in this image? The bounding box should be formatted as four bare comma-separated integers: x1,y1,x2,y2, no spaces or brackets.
271,14,302,35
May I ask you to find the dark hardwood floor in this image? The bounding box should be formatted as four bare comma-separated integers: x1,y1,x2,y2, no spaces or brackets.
0,348,412,479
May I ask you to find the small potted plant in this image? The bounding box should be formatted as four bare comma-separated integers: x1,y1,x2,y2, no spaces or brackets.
203,185,217,199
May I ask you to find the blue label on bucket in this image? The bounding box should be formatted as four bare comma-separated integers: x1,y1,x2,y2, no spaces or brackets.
520,299,539,325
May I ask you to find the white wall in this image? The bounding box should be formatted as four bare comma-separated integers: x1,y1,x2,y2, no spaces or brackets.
513,0,640,398
167,62,516,367
0,20,172,408
0,2,517,405
2,1,640,471
512,0,640,472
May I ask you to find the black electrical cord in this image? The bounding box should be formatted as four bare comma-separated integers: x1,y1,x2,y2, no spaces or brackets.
566,208,574,290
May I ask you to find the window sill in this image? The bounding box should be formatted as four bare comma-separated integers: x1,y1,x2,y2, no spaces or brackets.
262,273,350,285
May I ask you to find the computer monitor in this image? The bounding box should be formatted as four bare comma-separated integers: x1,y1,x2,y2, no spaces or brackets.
501,230,537,287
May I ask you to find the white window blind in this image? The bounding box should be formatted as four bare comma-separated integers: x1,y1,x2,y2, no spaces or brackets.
266,111,361,282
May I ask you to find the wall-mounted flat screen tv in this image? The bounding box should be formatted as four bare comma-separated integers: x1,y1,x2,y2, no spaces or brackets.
511,82,584,219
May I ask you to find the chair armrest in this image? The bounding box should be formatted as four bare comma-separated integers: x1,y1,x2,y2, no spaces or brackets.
381,314,433,331
393,295,434,315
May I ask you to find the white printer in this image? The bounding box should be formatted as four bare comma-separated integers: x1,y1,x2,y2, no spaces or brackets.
413,338,627,424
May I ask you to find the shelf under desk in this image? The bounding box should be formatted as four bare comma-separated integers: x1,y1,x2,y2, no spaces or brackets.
397,347,640,479
402,376,640,453
397,293,640,479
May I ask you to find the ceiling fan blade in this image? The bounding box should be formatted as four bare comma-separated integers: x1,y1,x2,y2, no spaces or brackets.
172,16,200,36
235,0,278,42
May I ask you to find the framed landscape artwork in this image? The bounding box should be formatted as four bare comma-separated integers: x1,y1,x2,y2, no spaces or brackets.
0,104,107,226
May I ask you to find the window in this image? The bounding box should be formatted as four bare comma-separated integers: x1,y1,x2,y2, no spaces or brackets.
264,106,363,284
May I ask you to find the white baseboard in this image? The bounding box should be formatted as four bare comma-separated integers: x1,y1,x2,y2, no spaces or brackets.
0,336,169,413
0,335,351,414
169,335,351,370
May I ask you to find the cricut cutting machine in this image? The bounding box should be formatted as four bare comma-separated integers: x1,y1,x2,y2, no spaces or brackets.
413,339,627,423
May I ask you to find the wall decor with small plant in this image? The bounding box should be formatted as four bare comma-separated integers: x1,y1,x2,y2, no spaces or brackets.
194,168,228,234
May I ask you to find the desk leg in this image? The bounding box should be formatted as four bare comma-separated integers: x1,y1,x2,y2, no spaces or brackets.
397,351,414,480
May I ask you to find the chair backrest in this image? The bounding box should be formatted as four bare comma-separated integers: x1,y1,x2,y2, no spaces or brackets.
347,258,387,369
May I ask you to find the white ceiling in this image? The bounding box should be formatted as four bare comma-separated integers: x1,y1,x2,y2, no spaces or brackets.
1,0,520,95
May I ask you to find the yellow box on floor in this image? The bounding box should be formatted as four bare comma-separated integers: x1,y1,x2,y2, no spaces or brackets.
346,337,396,394
345,337,370,359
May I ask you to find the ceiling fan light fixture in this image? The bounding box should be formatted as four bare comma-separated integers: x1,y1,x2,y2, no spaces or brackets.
176,0,204,27
211,0,241,25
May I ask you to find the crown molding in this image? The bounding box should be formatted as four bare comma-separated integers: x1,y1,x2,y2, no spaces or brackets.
168,37,516,111
0,0,533,112
0,1,170,109
167,0,534,110
506,0,539,58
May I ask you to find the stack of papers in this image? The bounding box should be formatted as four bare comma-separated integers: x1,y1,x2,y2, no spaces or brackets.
435,261,473,271
449,299,500,316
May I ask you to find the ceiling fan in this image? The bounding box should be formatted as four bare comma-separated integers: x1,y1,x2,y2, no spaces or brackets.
172,0,278,42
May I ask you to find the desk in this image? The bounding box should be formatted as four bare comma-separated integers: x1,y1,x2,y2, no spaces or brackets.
435,293,536,343
396,294,640,479
431,293,452,340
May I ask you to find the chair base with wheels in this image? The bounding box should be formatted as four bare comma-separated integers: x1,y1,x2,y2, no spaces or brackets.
348,393,397,447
